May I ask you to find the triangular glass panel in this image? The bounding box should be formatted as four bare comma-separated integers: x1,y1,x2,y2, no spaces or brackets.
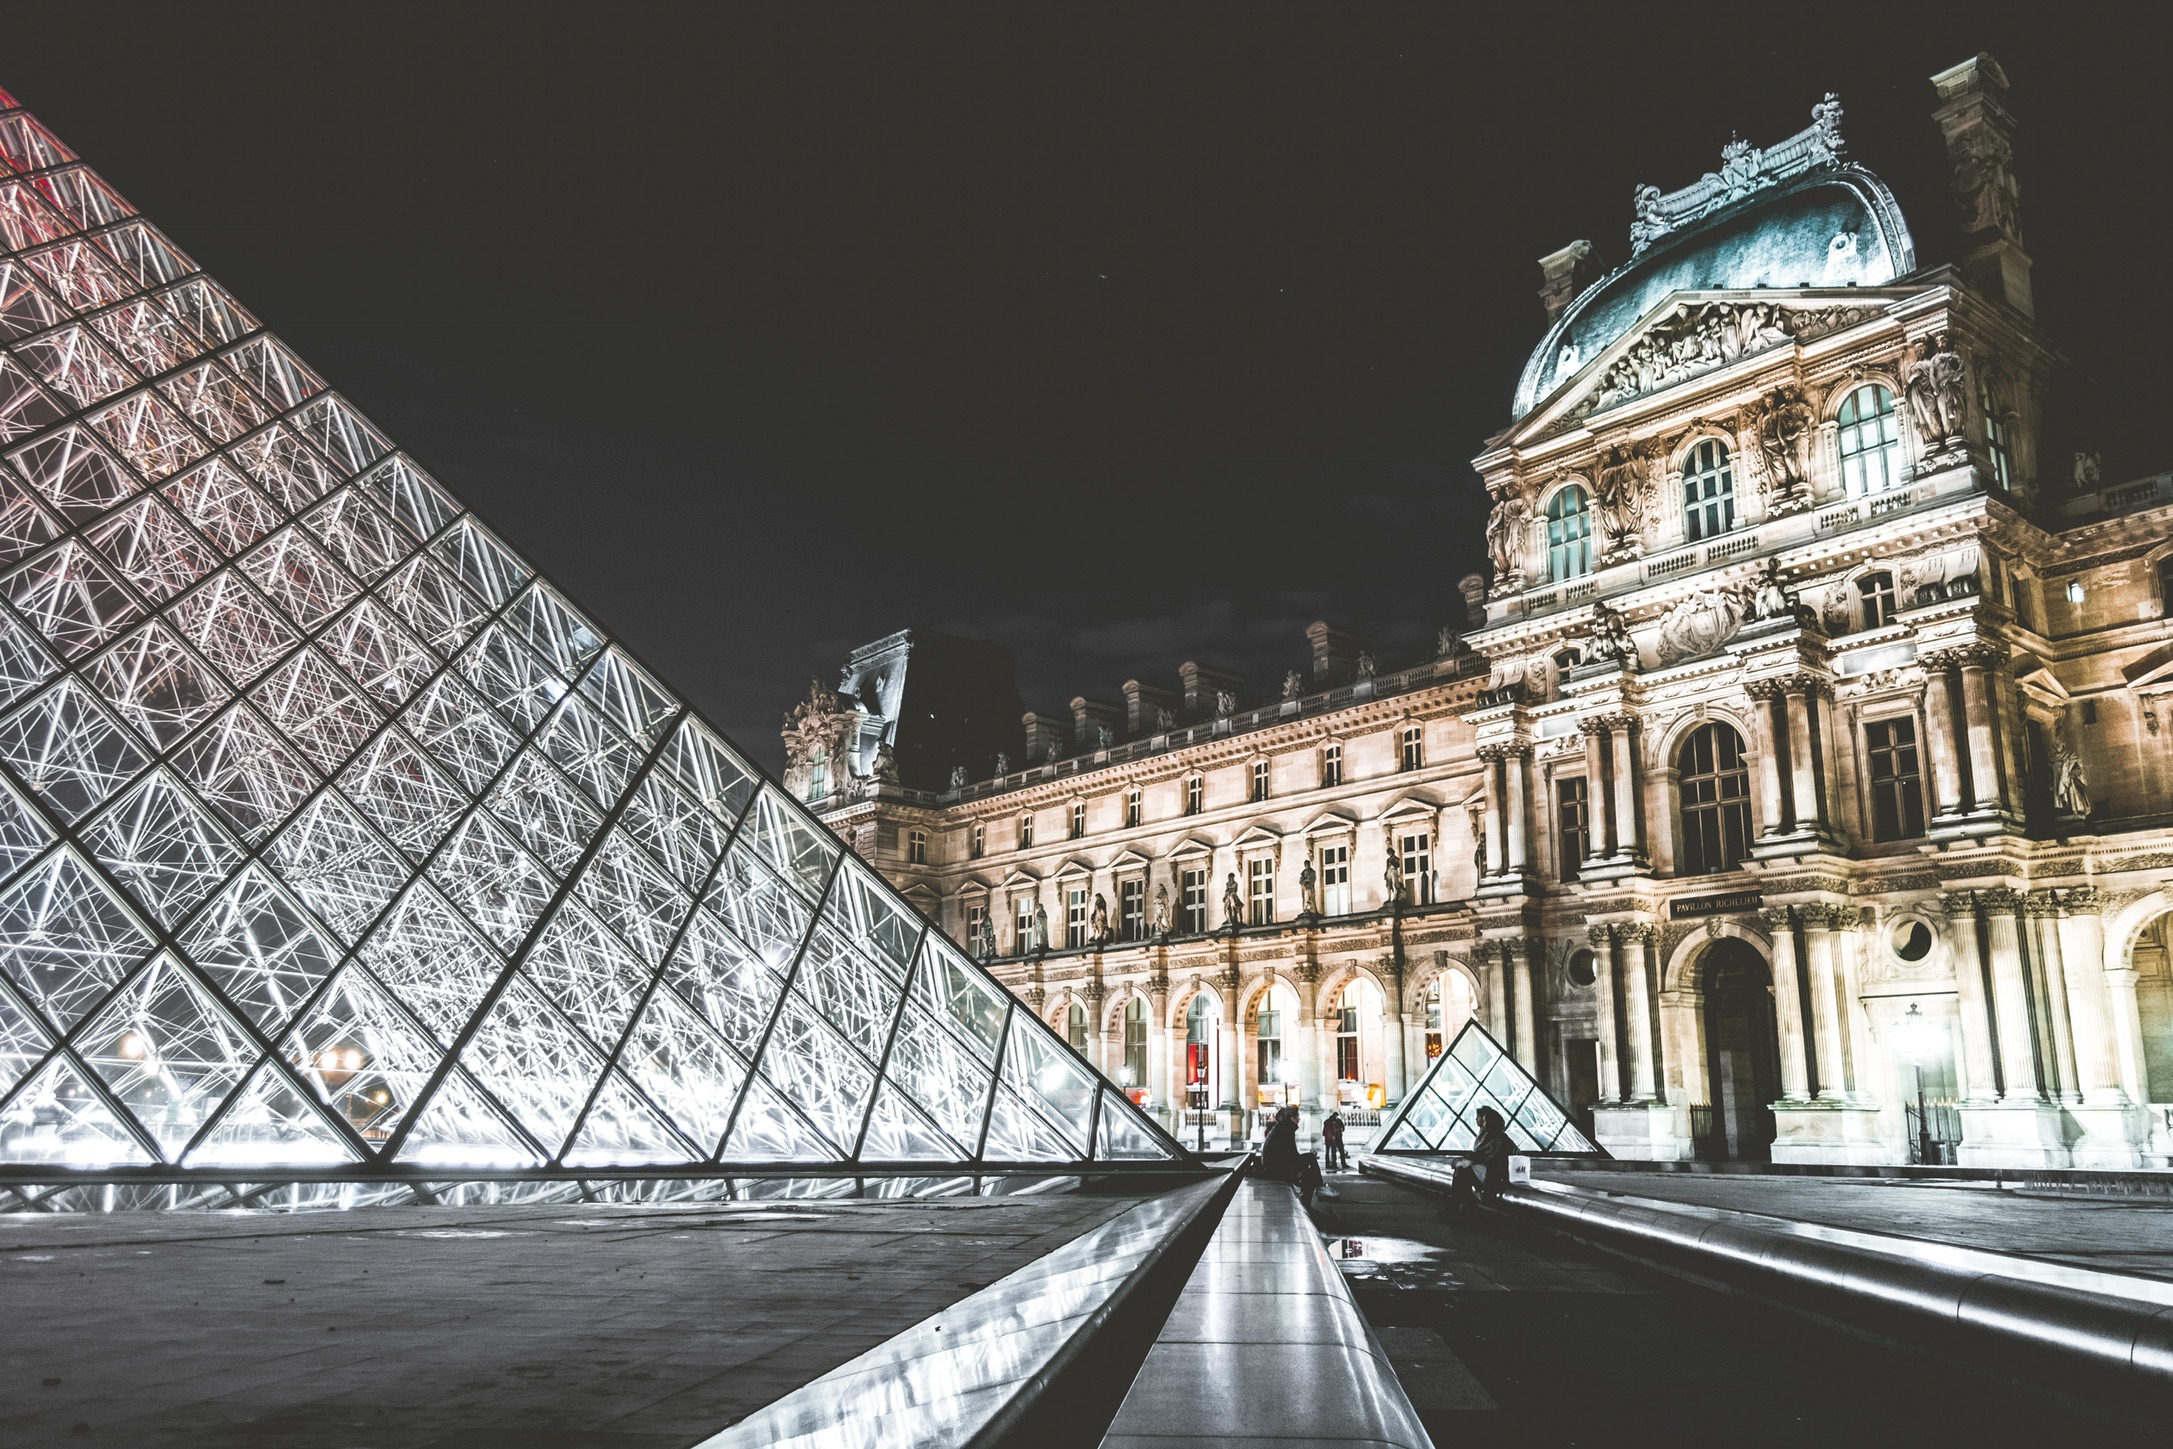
184,1059,359,1167
77,953,261,1161
562,1069,696,1166
859,1082,962,1162
1373,1020,1601,1156
0,1052,154,1165
0,91,1195,1191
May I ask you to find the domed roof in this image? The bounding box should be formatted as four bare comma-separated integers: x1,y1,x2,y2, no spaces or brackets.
1513,100,1914,420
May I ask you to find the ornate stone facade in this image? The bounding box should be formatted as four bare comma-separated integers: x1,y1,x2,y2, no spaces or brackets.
796,56,2173,1169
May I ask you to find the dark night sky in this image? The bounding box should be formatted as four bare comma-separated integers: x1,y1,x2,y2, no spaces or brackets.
8,6,2168,771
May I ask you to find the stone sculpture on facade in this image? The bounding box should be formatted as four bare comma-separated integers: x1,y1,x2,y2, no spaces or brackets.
1745,557,1801,625
871,742,899,783
2053,744,2093,819
1485,483,1530,593
1299,858,1317,915
1356,652,1377,681
1031,900,1049,954
2074,451,2102,492
1903,332,1969,460
1152,883,1172,938
1435,625,1463,659
1383,850,1404,908
1467,797,1488,874
1214,689,1237,717
1155,707,1175,732
1590,302,1875,411
948,764,968,791
1751,385,1817,511
993,751,1010,776
1090,893,1110,943
781,678,860,803
1594,442,1650,558
1583,599,1637,668
1283,670,1303,700
973,911,997,962
1627,93,1853,256
1654,582,1751,665
1222,873,1243,931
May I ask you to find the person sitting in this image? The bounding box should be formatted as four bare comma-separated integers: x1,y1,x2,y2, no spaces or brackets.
1446,1106,1515,1213
1259,1105,1321,1208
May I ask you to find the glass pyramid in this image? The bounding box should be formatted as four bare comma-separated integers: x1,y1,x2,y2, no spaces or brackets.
1373,1019,1602,1156
0,90,1183,1178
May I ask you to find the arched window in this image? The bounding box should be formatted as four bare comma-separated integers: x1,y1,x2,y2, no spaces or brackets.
1836,383,1903,494
1122,997,1147,1089
1682,439,1736,542
1546,483,1593,580
1856,571,1898,630
1064,1000,1087,1052
1677,723,1752,874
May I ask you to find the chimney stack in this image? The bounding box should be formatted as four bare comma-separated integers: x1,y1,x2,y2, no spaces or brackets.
1536,240,1604,323
1931,53,2032,318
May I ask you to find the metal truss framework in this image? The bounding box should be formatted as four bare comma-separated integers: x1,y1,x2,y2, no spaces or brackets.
1374,1020,1602,1155
0,89,1185,1190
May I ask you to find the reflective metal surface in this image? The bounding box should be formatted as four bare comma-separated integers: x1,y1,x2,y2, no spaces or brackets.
1101,1178,1434,1448
698,1176,1223,1449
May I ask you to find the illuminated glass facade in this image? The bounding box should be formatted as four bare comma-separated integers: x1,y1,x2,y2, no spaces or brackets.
1374,1019,1598,1154
0,92,1178,1178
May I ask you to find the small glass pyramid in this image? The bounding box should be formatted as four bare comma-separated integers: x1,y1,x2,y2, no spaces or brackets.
0,88,1183,1178
1372,1019,1601,1155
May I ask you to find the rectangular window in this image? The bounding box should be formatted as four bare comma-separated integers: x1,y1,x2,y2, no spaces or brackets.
1400,724,1425,772
1185,776,1204,815
1119,877,1145,940
1866,717,1927,842
1066,887,1089,949
1181,867,1208,934
906,828,928,865
1319,842,1350,915
970,822,985,858
1557,776,1589,879
1247,856,1275,925
1124,787,1142,827
1256,1006,1282,1092
1858,572,1898,630
1335,1005,1359,1082
1015,897,1035,953
1069,800,1086,839
965,902,986,950
1250,759,1270,802
1399,832,1433,906
1321,743,1342,788
1018,813,1034,849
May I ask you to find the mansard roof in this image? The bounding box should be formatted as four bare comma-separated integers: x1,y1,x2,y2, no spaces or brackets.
1513,94,1914,421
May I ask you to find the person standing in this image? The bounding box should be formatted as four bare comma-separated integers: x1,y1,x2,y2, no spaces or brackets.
1322,1108,1347,1171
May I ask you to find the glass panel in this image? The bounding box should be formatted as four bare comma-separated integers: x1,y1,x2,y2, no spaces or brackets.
178,865,341,1034
0,677,150,821
81,768,244,926
183,1060,358,1167
358,882,505,1045
77,953,259,1160
0,1053,154,1165
0,846,155,1031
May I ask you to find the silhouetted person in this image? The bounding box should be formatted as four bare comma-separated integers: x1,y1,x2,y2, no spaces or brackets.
1446,1106,1514,1213
1260,1105,1320,1207
1322,1108,1348,1171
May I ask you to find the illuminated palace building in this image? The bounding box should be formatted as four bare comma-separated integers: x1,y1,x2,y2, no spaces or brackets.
797,57,2173,1168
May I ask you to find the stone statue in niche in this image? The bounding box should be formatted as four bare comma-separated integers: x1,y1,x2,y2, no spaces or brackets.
1902,333,1968,453
1744,558,1800,625
1222,873,1244,931
2052,744,2093,818
1583,599,1636,668
1751,386,1816,511
1152,883,1172,938
1031,900,1049,953
1383,850,1404,907
1594,443,1650,558
948,764,968,791
1090,893,1110,943
1485,483,1530,590
1299,858,1318,915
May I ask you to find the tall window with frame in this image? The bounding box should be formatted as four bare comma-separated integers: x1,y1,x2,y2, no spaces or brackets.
1865,716,1927,841
1557,776,1590,879
1546,482,1594,580
1836,383,1904,494
1681,438,1736,542
1256,1000,1283,1097
1119,877,1145,940
906,828,928,865
1122,998,1147,1090
1185,994,1211,1098
1247,856,1275,925
1250,758,1271,802
1185,776,1204,815
1069,799,1086,839
1018,812,1034,849
1065,887,1089,949
1335,992,1360,1084
970,821,985,858
1399,831,1433,905
1677,723,1753,874
1857,571,1899,630
1400,723,1425,772
1321,742,1342,788
1124,787,1142,828
806,745,829,802
1423,979,1443,1061
1015,897,1036,953
1980,375,2014,490
1065,1000,1088,1053
1181,866,1208,934
964,902,986,953
1318,842,1350,915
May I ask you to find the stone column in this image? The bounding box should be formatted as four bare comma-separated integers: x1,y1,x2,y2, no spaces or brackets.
1148,972,1172,1119
1504,745,1532,873
2025,894,2079,1102
1920,659,1966,818
1216,967,1241,1115
1956,649,2003,815
1761,906,1812,1100
1979,889,2042,1101
1608,717,1643,861
1480,749,1506,878
2053,889,2122,1103
1747,683,1789,837
1480,940,1509,1043
1784,679,1820,834
1582,721,1614,862
1589,925,1620,1103
2105,958,2151,1107
1811,683,1845,833
1942,892,2000,1102
1800,904,1849,1100
1619,923,1657,1102
1382,993,1408,1108
1294,964,1322,1118
1511,938,1538,1068
1085,981,1107,1076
